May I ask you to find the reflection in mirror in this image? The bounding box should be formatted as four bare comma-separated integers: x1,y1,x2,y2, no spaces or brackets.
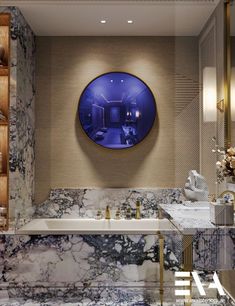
78,72,156,149
199,0,224,194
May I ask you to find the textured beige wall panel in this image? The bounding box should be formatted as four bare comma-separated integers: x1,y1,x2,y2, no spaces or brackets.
35,36,199,203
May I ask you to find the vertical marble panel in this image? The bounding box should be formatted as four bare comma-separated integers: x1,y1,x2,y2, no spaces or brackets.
0,7,36,222
193,228,235,270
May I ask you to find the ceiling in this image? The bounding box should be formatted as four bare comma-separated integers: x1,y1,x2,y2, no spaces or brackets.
1,0,220,36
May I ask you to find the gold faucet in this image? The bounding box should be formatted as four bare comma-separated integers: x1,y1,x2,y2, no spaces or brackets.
218,190,235,200
135,200,141,219
105,205,111,219
218,190,235,211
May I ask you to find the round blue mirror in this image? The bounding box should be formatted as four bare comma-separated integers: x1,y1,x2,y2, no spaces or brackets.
79,72,156,149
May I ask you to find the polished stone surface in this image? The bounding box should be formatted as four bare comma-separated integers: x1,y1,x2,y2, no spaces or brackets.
0,296,233,306
159,203,235,234
0,233,181,287
0,6,35,222
34,188,185,220
160,203,235,270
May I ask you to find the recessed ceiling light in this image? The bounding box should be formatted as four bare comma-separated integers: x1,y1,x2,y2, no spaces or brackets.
127,20,133,24
100,20,107,24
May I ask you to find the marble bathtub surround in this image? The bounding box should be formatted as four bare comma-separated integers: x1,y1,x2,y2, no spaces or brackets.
1,189,184,299
0,232,182,298
17,218,177,235
0,296,234,306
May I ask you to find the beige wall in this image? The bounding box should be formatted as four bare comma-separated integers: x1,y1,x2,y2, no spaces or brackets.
35,36,199,203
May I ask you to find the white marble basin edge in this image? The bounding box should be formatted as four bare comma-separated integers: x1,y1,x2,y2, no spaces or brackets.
17,218,177,235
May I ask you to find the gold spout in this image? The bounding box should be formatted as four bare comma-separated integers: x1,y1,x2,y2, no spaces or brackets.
105,205,111,219
218,190,235,200
135,200,141,219
217,190,235,211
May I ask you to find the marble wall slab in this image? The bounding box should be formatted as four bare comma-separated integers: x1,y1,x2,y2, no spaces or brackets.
0,7,35,222
34,188,185,219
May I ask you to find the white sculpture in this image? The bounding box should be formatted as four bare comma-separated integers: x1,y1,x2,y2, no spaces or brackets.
184,170,209,201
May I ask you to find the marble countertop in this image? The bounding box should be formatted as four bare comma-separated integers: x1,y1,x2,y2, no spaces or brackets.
159,203,235,235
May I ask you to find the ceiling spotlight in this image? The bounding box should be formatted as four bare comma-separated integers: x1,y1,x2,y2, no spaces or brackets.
110,79,113,83
127,20,133,24
100,20,107,24
121,80,124,83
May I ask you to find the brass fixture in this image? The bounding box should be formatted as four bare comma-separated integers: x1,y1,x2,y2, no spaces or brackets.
219,190,235,198
115,208,121,220
183,235,193,306
218,190,235,210
158,232,164,306
125,207,132,219
158,207,163,219
135,200,141,219
96,209,103,220
105,205,111,219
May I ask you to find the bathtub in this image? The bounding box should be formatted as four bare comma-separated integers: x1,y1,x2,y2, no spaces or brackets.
17,218,177,235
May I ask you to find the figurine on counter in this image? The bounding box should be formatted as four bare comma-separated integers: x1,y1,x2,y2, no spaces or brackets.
184,170,209,201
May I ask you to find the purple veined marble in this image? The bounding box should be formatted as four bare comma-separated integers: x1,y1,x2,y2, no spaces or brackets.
78,72,156,149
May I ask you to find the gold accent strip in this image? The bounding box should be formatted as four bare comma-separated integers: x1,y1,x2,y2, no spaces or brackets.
183,235,193,306
159,233,164,306
224,0,232,148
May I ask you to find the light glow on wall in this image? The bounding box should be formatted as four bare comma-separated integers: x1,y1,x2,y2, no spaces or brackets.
231,67,235,121
203,67,217,122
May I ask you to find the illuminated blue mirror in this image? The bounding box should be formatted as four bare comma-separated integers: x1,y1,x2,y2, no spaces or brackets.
79,72,156,149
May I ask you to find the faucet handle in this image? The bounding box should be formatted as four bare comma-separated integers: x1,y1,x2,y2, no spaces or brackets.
125,207,132,219
135,200,141,219
105,205,111,219
96,209,103,220
114,208,121,220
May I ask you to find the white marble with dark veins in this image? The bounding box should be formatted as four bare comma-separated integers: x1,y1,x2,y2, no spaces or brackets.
34,188,185,220
160,203,235,270
0,7,35,223
159,203,235,234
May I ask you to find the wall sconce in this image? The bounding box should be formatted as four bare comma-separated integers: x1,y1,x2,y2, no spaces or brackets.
135,110,140,118
231,67,235,122
203,67,217,122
